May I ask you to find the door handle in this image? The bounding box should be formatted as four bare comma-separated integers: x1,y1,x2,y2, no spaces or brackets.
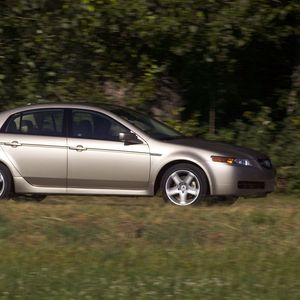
4,141,22,147
69,145,87,152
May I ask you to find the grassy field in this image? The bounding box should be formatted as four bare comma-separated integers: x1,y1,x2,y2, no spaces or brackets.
0,194,300,299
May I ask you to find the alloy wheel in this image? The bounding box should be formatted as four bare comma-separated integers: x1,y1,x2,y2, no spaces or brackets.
165,170,201,206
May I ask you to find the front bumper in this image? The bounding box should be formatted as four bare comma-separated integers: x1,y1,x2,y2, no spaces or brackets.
208,163,276,196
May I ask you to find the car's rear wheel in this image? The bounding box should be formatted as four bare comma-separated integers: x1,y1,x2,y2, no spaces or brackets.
0,164,12,200
161,163,208,206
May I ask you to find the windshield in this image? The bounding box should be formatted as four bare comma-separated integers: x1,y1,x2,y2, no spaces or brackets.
109,107,184,140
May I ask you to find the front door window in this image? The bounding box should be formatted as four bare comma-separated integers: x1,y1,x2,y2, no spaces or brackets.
71,110,130,141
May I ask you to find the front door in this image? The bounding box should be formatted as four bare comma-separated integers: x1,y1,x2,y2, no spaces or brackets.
67,109,150,191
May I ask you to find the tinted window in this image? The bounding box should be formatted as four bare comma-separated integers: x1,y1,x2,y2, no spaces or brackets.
5,109,64,136
71,110,129,141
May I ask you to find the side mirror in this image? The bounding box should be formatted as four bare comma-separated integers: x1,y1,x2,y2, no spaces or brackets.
119,132,142,145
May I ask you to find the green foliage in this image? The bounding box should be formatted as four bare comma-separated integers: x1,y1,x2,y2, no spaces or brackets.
234,107,276,154
1,0,299,112
271,117,300,194
0,0,209,109
164,107,203,137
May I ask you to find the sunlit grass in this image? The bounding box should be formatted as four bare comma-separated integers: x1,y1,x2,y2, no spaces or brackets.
0,194,299,299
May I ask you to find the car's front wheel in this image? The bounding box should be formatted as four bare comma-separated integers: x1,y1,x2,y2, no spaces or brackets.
0,164,12,200
161,163,208,206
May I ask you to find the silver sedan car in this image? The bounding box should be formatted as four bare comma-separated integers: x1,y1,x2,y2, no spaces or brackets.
0,103,275,206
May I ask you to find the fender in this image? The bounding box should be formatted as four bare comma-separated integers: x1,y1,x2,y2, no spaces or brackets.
149,151,215,195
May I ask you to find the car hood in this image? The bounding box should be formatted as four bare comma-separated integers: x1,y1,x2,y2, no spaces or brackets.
164,138,267,158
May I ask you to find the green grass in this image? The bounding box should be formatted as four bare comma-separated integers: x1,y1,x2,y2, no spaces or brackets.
0,194,300,299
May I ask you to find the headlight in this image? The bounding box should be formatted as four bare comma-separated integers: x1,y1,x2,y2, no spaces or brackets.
234,158,253,166
211,156,253,167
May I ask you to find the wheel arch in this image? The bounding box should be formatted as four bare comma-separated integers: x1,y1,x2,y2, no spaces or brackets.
154,159,211,196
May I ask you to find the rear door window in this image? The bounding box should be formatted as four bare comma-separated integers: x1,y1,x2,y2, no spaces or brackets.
4,109,64,137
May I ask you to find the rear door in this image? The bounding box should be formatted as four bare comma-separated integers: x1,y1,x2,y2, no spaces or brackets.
0,109,67,188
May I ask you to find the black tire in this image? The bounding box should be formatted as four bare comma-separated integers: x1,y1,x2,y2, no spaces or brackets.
161,163,208,206
0,164,13,200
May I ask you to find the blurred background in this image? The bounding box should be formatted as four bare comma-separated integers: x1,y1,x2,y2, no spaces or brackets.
0,0,299,194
